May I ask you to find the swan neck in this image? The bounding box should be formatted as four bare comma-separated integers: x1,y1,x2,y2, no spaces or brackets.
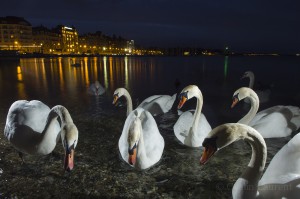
51,105,73,125
244,130,267,171
123,90,133,116
191,93,203,133
248,75,255,89
238,94,259,125
136,129,147,168
234,125,267,197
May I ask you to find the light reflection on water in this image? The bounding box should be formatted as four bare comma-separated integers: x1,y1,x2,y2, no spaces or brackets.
0,56,299,198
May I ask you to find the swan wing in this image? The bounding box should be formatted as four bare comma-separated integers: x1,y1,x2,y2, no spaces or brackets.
5,100,51,134
88,82,105,95
138,94,176,115
259,133,300,185
250,106,300,138
4,100,61,155
174,110,194,143
139,109,164,164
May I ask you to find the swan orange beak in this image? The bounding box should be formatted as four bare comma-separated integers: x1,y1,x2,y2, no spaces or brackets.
112,95,119,105
178,96,187,109
200,146,216,165
64,149,74,172
128,148,137,165
231,97,239,108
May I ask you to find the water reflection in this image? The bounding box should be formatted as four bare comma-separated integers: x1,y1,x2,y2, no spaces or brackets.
11,57,162,102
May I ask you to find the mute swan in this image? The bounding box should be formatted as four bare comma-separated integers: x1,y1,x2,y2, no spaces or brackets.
173,85,212,147
231,87,300,138
113,87,176,116
4,100,79,171
241,71,271,103
88,81,105,96
118,107,164,170
200,123,300,199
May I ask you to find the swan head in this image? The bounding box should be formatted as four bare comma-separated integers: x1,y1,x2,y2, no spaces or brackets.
177,85,201,109
113,88,127,105
94,81,100,89
231,87,253,107
61,123,79,172
241,71,254,80
200,123,241,165
127,117,142,166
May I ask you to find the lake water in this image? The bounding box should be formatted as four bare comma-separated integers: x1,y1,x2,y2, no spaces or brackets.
0,55,299,198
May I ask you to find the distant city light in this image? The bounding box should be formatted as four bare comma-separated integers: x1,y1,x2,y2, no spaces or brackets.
64,26,73,30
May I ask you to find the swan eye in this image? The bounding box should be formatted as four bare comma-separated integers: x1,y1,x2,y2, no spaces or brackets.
202,136,217,149
113,93,119,104
64,139,76,154
128,143,137,155
232,94,240,101
179,91,188,100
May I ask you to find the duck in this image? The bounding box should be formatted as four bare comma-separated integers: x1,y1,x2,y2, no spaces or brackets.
4,100,79,171
113,87,176,116
88,80,105,96
241,71,271,103
231,87,300,138
116,107,164,170
200,123,300,199
173,85,212,147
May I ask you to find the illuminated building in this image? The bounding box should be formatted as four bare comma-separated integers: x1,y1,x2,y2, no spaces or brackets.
126,40,135,54
54,25,79,54
32,25,60,54
0,16,36,53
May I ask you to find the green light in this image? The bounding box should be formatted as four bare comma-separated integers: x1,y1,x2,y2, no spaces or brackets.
224,56,229,78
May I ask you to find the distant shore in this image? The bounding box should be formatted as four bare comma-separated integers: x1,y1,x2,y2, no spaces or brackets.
0,51,299,60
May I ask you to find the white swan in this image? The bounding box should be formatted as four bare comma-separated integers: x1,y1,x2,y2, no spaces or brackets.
4,100,79,171
88,81,105,96
231,87,300,138
117,107,164,170
200,123,300,199
173,85,212,147
241,71,271,103
113,87,176,116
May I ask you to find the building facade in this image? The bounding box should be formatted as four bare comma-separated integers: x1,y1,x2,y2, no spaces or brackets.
54,25,79,54
32,25,60,54
0,16,37,53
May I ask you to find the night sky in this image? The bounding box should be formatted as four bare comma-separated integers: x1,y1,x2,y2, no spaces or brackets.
2,0,300,53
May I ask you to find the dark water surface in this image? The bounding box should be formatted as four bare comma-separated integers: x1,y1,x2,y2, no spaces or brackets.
0,56,299,198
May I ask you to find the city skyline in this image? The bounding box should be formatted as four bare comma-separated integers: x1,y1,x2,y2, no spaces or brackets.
2,0,300,53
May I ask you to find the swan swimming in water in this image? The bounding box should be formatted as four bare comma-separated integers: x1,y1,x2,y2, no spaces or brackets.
241,71,271,104
231,87,300,138
173,85,212,147
4,100,79,171
113,87,176,116
88,81,105,96
200,123,300,199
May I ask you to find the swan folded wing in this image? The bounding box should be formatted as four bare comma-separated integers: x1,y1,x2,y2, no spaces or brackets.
259,133,300,186
140,110,164,161
251,109,299,138
174,111,194,142
250,106,284,124
138,94,176,115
